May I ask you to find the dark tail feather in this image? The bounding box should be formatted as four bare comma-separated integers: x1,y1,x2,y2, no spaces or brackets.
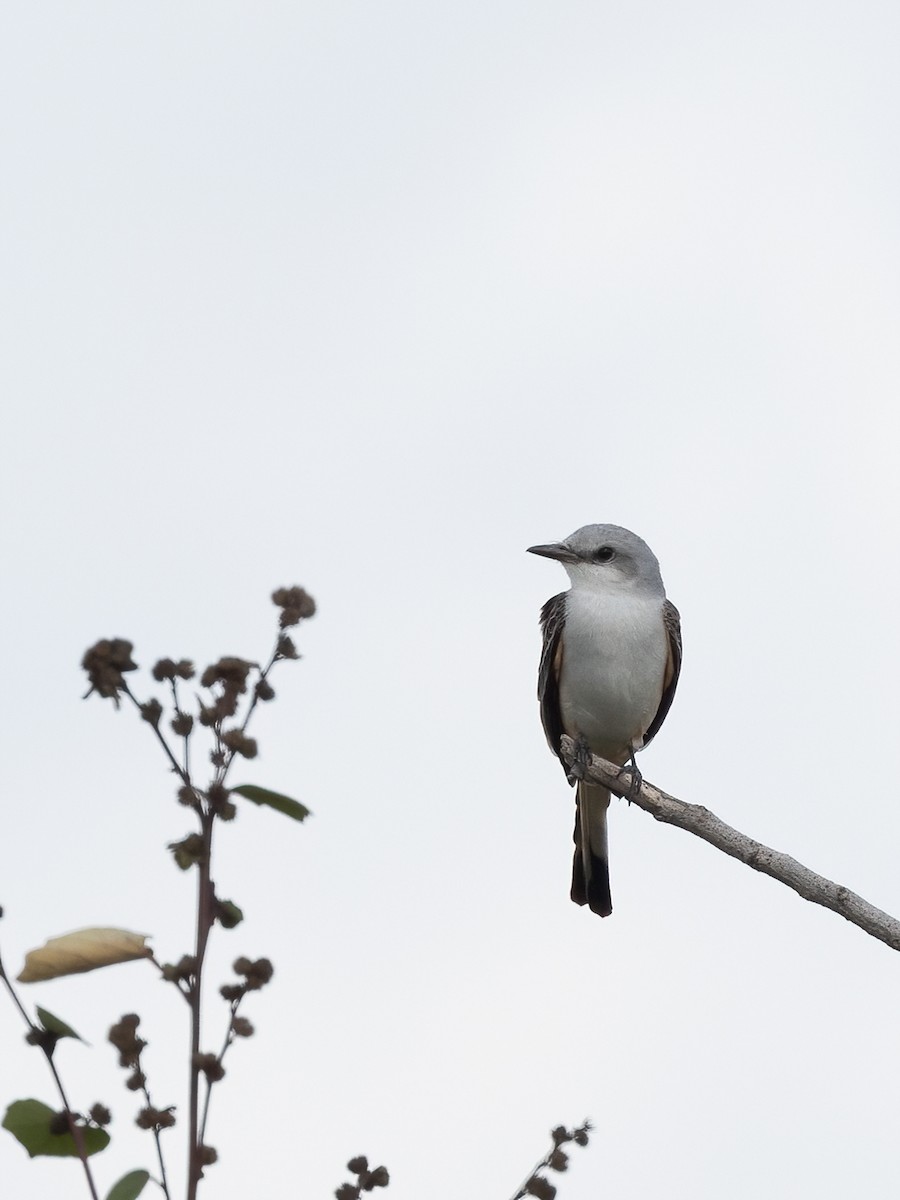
570,783,613,917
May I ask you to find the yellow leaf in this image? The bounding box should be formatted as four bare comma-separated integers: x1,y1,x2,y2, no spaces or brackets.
17,927,150,983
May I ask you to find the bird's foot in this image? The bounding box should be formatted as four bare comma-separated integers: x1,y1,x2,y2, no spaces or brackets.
617,754,643,804
566,734,593,785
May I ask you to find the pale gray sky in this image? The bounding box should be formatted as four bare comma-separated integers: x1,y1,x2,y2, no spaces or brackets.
2,3,900,1198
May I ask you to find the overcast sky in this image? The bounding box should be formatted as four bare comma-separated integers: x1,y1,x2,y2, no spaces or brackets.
2,3,900,1198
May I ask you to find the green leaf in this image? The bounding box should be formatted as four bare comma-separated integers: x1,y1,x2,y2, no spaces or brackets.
106,1169,151,1200
2,1099,110,1158
233,784,311,822
36,1006,85,1043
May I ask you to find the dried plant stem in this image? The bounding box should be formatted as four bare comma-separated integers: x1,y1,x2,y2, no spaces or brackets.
186,813,216,1200
197,996,243,1149
46,1057,101,1200
138,1079,172,1200
123,684,192,790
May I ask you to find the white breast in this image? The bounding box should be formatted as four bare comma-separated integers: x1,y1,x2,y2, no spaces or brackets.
558,587,668,760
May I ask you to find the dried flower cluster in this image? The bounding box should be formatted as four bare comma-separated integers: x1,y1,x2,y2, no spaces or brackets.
219,956,274,1001
272,586,317,627
512,1122,593,1200
81,638,137,705
334,1154,391,1199
108,1013,175,1133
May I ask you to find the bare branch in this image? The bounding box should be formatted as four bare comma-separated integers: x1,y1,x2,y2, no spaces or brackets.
559,735,900,953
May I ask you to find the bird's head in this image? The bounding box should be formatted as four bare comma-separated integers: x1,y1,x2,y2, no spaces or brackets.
527,524,664,594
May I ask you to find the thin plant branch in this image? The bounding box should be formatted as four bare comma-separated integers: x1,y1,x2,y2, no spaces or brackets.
137,1078,172,1199
0,950,100,1200
220,638,280,777
560,734,900,952
147,952,191,1005
509,1121,591,1200
186,811,215,1200
197,996,244,1150
44,1056,101,1200
122,684,192,789
169,678,191,780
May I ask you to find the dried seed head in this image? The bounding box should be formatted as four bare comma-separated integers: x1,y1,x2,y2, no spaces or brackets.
200,657,253,691
272,586,317,627
139,698,163,727
524,1177,557,1200
82,639,137,705
548,1149,569,1172
221,729,258,759
276,634,298,660
171,711,194,737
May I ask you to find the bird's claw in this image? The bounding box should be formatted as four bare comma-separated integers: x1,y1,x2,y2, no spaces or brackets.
566,734,593,785
617,756,643,804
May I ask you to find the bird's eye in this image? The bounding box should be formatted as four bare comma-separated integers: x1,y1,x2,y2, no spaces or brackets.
595,546,616,562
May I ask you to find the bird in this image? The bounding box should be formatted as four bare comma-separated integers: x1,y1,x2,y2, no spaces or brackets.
528,524,682,917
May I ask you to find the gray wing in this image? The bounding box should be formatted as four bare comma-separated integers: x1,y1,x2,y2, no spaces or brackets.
537,592,569,773
643,599,682,747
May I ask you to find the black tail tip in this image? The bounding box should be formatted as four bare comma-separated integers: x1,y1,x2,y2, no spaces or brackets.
571,855,613,917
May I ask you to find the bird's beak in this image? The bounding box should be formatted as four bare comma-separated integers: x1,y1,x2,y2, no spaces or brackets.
527,542,579,564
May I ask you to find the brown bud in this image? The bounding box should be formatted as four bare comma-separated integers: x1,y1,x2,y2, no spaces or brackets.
242,957,274,989
170,834,206,870
48,1110,71,1136
177,785,200,808
82,638,137,705
140,699,163,727
171,711,194,737
548,1149,569,1172
152,658,195,682
525,1177,557,1200
272,586,316,626
193,1052,225,1082
207,782,231,812
200,657,253,691
276,634,298,659
221,729,258,759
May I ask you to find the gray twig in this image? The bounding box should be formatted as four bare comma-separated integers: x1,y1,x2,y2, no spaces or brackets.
559,734,900,953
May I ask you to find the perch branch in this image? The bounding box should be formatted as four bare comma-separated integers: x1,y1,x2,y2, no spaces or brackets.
559,735,900,953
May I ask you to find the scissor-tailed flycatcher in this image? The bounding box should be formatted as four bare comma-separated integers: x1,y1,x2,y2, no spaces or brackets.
528,525,682,917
